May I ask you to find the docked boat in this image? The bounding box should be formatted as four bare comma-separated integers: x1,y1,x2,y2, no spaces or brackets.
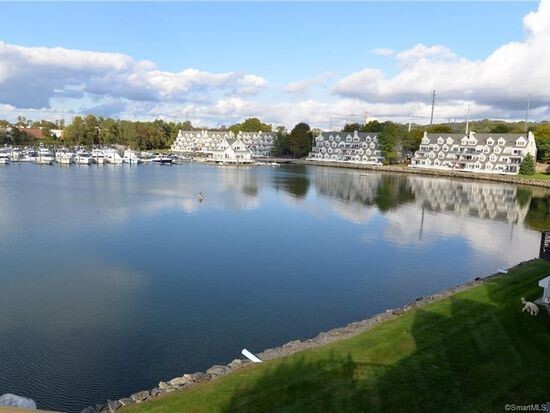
9,148,21,162
36,148,54,165
91,149,106,164
75,150,95,165
123,149,140,164
103,148,123,164
21,148,38,163
0,152,10,164
152,154,173,165
55,150,76,165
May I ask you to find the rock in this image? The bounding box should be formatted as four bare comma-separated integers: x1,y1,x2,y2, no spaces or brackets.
158,381,169,390
228,359,244,369
150,388,162,398
130,390,150,403
190,372,209,383
80,407,97,413
169,374,194,387
107,400,122,412
118,398,134,407
0,394,37,410
206,365,229,378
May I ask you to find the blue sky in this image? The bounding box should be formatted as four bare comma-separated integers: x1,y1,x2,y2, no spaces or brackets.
0,1,547,127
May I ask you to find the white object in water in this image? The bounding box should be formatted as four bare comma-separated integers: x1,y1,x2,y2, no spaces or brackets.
241,349,262,363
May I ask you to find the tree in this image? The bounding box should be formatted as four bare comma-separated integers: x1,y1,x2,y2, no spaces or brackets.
378,122,402,164
271,126,290,157
402,129,424,153
363,120,383,132
342,123,362,132
534,124,550,162
519,153,536,175
427,124,454,133
229,118,271,134
288,123,313,158
490,123,513,133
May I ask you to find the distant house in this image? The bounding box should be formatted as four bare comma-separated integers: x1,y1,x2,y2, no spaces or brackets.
307,130,384,165
17,127,44,139
212,137,254,164
171,130,275,158
410,131,537,175
50,129,64,139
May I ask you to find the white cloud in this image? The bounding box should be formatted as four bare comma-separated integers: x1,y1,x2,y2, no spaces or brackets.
283,71,335,94
0,41,267,109
333,0,550,113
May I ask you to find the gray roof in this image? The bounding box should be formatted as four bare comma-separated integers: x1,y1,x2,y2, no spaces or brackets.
426,133,528,145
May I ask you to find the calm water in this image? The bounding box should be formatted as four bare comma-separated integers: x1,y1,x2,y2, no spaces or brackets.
0,163,548,412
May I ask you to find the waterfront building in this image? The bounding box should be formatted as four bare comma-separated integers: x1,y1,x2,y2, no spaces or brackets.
171,130,276,159
212,137,254,164
410,131,537,175
306,130,384,165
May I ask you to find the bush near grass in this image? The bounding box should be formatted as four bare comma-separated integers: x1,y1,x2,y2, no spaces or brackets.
520,154,536,175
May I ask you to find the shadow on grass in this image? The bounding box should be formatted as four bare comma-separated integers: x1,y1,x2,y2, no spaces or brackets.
222,267,550,413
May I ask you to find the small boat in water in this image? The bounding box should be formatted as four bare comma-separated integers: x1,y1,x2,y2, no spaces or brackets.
152,154,173,165
91,149,105,164
36,148,54,165
103,148,123,164
123,149,140,164
75,150,95,165
55,150,76,165
0,152,10,164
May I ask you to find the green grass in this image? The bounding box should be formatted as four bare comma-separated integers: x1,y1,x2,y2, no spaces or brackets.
518,172,550,181
125,260,550,413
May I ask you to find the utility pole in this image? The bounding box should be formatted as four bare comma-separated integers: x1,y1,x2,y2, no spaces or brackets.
408,113,413,132
430,90,436,125
465,104,471,134
525,94,531,132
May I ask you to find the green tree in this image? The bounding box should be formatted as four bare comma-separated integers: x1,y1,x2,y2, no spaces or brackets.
534,124,550,162
519,153,536,175
378,122,402,164
490,123,513,133
427,124,454,133
363,120,383,132
342,123,362,133
271,126,290,157
229,118,272,134
288,123,313,158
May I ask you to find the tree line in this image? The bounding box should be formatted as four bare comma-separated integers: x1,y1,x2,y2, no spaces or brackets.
1,115,549,163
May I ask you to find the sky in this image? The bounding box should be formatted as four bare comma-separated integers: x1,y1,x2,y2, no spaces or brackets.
0,1,548,129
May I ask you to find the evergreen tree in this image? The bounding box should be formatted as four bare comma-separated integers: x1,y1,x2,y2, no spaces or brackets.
519,153,536,175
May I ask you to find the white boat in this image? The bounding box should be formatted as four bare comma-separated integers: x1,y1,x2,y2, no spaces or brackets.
55,151,75,165
91,149,105,164
21,149,38,163
36,148,54,165
123,149,140,164
103,148,123,164
0,152,10,164
9,148,21,162
152,154,173,165
75,150,95,165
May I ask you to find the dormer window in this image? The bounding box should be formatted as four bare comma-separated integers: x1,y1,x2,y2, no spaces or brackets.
421,137,430,145
461,137,469,145
483,145,490,154
497,138,506,146
516,137,526,147
446,137,454,145
437,137,444,145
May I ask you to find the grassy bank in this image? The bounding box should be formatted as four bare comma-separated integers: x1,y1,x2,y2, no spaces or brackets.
522,172,550,181
125,260,550,413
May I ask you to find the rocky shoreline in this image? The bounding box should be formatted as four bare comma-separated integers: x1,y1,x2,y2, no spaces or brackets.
293,160,550,189
81,259,538,413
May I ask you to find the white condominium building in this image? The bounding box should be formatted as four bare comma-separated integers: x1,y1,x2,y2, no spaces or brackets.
307,130,384,165
171,130,276,158
411,131,537,175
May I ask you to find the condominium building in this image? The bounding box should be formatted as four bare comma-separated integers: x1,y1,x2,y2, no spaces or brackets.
307,130,384,165
171,130,275,158
410,131,537,175
212,137,254,164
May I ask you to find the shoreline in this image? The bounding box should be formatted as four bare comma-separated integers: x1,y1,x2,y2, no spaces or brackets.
81,258,540,413
292,159,550,189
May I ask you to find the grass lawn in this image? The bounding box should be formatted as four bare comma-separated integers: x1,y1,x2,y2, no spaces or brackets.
125,260,550,413
516,172,550,181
